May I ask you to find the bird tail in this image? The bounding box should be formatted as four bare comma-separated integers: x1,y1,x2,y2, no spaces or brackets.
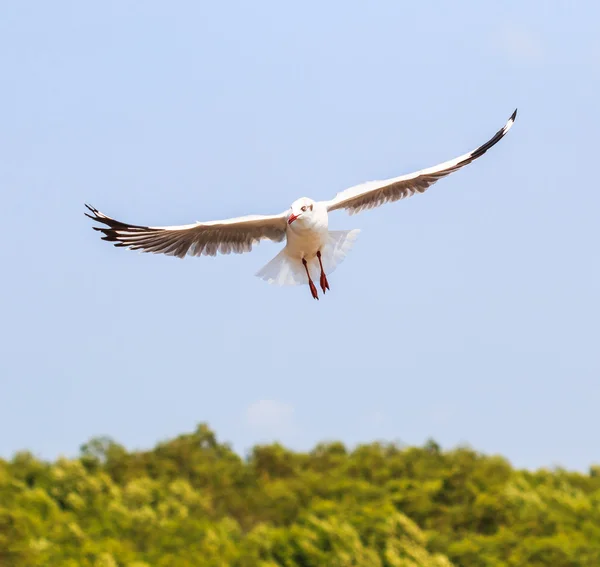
255,229,360,286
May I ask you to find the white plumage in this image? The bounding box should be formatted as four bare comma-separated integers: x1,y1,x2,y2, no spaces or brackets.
86,109,517,300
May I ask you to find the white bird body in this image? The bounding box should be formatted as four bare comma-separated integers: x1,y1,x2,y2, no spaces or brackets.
252,198,360,294
86,109,517,300
285,199,329,259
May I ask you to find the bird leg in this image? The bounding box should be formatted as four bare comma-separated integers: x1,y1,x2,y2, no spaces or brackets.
316,251,330,293
302,258,319,300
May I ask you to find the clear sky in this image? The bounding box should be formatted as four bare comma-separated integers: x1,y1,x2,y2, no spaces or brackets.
1,1,599,471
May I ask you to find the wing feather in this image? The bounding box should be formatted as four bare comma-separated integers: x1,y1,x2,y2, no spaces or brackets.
325,109,517,215
85,205,288,258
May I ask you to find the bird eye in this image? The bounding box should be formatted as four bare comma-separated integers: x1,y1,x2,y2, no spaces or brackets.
301,206,307,212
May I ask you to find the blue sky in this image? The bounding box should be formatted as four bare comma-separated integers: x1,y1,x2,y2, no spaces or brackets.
1,1,599,471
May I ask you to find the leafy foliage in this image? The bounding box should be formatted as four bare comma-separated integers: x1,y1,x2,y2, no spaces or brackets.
2,424,600,566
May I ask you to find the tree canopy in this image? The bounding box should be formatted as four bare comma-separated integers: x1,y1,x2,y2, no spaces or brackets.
2,424,600,566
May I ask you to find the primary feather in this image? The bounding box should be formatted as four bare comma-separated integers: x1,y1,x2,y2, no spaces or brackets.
325,109,517,215
84,205,287,258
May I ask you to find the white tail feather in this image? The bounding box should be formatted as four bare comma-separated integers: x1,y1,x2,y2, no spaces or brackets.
255,229,360,286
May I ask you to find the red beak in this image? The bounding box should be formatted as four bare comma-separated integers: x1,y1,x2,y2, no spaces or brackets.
288,213,299,225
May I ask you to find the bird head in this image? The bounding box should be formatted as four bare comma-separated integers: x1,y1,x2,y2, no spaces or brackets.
288,197,316,225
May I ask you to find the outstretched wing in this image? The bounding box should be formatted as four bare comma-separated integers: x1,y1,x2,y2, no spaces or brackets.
324,109,517,215
85,204,288,258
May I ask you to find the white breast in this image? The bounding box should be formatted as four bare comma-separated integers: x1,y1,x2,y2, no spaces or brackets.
285,205,329,260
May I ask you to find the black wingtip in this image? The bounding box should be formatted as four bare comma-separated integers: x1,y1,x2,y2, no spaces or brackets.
510,108,517,122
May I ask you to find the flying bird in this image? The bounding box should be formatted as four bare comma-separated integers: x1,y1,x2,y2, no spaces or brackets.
86,109,517,300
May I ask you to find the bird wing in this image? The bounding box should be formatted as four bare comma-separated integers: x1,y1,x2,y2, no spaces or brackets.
85,204,288,258
324,109,517,215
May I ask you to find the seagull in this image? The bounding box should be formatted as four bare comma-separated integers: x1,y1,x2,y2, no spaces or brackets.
86,109,517,300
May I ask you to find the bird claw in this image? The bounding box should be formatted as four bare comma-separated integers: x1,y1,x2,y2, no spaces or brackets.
320,273,330,293
316,251,329,294
309,281,319,300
